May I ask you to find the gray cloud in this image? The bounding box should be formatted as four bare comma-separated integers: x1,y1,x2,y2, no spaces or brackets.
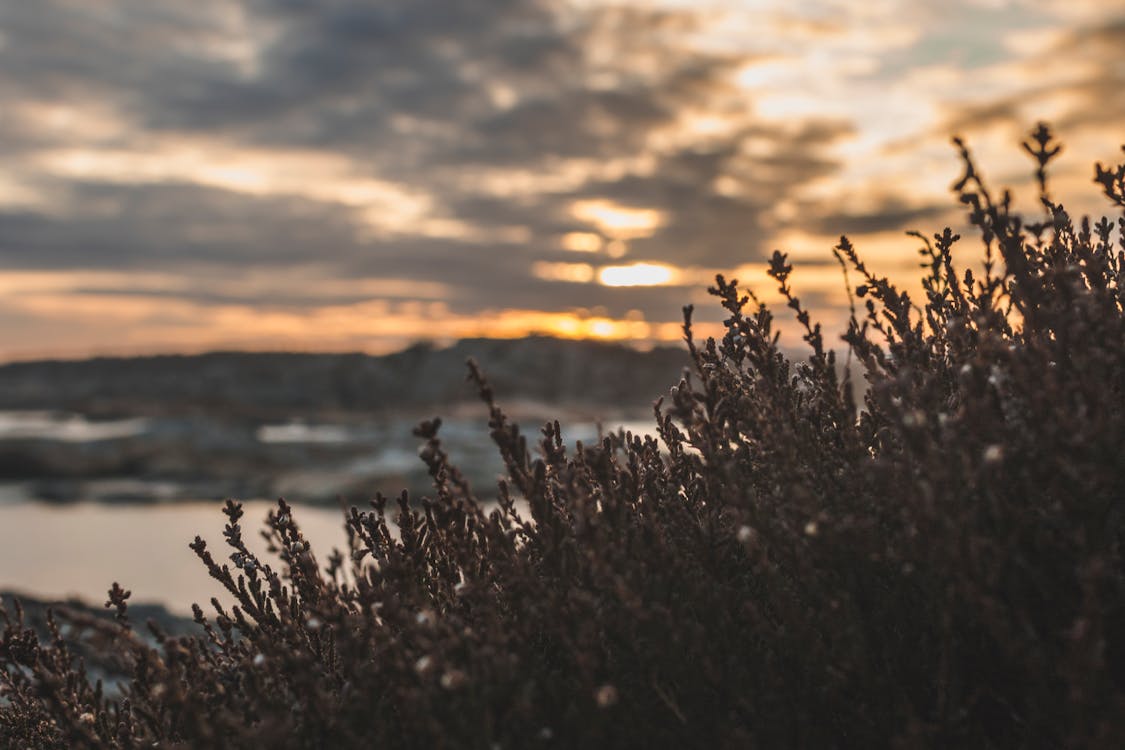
0,181,367,269
0,0,859,331
1051,19,1125,130
803,201,952,237
941,17,1125,136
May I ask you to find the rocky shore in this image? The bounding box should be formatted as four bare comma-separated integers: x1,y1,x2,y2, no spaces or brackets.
0,338,683,504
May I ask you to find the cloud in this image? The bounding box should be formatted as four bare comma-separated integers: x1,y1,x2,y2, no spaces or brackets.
0,0,857,336
940,17,1125,134
2,0,1120,357
803,199,951,237
0,180,368,269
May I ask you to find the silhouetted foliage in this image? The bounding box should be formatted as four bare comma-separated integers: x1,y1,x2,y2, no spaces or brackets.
3,124,1124,748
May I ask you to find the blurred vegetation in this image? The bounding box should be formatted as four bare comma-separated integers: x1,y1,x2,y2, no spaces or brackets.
2,124,1124,748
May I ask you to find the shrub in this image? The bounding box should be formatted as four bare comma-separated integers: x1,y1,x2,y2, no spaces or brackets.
2,124,1124,748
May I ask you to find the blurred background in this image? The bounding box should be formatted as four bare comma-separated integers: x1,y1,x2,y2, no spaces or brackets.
0,0,1122,614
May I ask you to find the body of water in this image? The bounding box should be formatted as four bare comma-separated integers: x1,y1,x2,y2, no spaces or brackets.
0,499,353,616
0,412,657,614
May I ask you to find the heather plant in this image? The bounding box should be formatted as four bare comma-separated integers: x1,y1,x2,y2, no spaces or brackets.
2,124,1123,748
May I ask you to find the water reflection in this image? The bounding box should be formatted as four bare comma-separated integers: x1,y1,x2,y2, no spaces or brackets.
0,416,659,614
0,500,350,616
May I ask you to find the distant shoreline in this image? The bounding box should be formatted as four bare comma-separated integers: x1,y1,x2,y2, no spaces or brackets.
0,337,687,420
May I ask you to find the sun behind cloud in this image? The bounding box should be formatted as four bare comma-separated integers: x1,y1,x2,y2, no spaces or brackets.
597,263,678,287
0,0,1121,358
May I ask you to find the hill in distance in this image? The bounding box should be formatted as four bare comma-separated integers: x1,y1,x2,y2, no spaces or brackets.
0,337,690,504
0,336,690,421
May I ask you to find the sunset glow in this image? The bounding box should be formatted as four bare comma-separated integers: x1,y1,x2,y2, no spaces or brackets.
0,0,1121,358
598,263,678,287
532,261,597,284
570,200,665,239
560,232,604,253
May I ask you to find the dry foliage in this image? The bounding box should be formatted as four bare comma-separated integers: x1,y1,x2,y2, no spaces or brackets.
3,125,1124,748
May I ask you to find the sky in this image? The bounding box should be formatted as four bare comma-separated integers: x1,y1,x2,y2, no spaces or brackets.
0,0,1122,360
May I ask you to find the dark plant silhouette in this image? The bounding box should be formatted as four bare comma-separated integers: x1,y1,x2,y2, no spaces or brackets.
2,124,1123,748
